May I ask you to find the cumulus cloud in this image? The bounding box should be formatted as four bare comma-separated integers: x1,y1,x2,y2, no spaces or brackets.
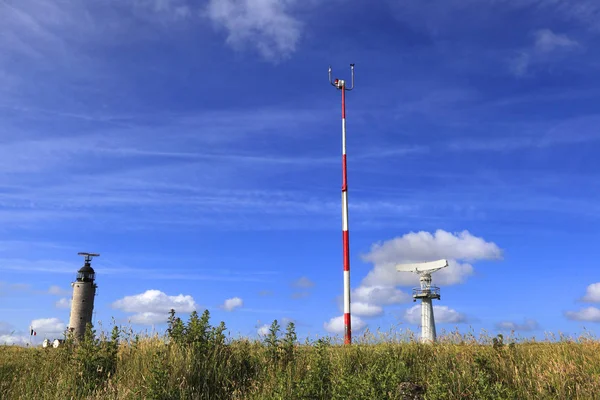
0,334,29,345
222,297,243,311
205,0,302,61
565,307,600,322
257,324,270,336
323,315,367,335
129,312,169,325
48,285,69,296
352,285,412,306
361,230,502,288
350,230,501,320
55,297,71,309
404,305,468,325
0,321,28,345
495,319,539,331
31,318,66,335
292,277,315,289
581,283,600,303
352,302,383,317
112,289,197,325
112,289,197,313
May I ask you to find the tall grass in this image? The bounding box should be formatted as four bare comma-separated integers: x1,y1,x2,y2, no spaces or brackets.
2,310,600,399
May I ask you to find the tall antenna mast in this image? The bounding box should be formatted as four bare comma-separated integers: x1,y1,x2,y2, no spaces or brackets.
329,63,355,345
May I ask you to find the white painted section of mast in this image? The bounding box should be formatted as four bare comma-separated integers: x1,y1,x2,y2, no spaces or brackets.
343,270,350,313
342,118,347,155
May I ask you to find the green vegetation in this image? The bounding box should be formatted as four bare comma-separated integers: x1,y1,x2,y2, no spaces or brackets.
2,311,600,399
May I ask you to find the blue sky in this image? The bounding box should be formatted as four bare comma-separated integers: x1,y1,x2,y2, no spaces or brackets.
2,0,600,344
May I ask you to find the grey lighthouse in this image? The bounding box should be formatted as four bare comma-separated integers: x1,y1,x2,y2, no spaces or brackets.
68,252,99,339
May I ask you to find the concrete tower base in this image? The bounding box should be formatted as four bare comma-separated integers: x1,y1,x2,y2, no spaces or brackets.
420,298,436,343
68,280,96,339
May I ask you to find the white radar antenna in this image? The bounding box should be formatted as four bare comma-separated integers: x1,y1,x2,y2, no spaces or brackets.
396,259,448,343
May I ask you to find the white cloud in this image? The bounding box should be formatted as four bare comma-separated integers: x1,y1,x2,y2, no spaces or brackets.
582,283,600,303
352,302,384,317
352,285,412,306
129,312,169,325
339,230,499,325
0,321,29,345
48,285,69,296
31,317,66,335
205,0,302,61
0,334,29,345
134,0,191,18
565,307,600,322
257,324,270,336
112,289,197,313
510,52,531,77
292,276,315,289
404,305,468,325
55,298,71,309
112,289,197,324
511,29,580,77
222,297,243,311
496,319,539,331
360,230,501,288
323,315,367,335
534,29,579,53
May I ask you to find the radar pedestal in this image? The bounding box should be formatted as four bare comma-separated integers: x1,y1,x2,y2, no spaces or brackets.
396,259,448,344
413,274,441,343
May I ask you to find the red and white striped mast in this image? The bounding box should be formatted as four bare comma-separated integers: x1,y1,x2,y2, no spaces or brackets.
329,63,355,344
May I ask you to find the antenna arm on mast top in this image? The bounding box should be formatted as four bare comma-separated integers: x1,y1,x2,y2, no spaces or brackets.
328,64,355,90
328,65,335,87
347,64,355,91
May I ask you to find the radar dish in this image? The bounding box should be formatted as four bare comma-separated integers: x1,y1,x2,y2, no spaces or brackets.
396,259,448,273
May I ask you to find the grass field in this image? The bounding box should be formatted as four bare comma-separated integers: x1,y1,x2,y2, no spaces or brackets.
2,310,600,399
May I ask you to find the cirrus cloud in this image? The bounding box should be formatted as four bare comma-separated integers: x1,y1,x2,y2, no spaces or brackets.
205,0,302,61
